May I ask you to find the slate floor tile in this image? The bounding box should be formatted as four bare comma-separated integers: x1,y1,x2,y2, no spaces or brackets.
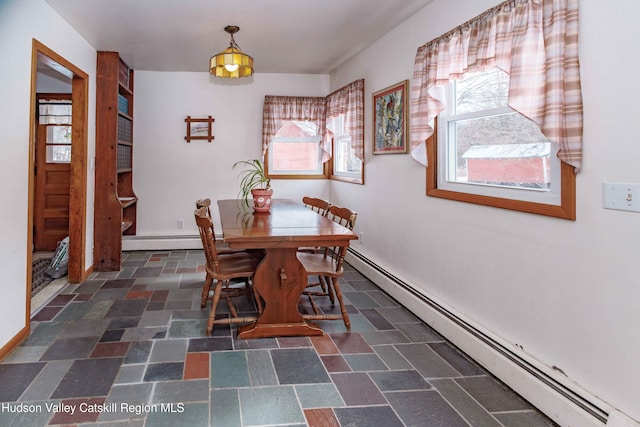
210,388,241,427
295,383,345,408
495,410,558,427
239,386,306,426
124,340,152,364
331,372,386,406
39,336,99,361
369,369,431,391
304,408,340,427
51,357,123,398
429,341,485,376
395,343,460,378
0,362,46,401
271,347,330,384
329,332,374,354
210,351,250,388
49,397,105,424
430,378,503,427
105,299,148,318
334,405,404,427
145,402,208,427
456,375,535,412
143,362,184,382
188,337,233,352
321,355,352,373
386,390,469,427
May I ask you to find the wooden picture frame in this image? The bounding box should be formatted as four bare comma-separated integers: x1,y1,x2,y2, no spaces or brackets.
372,80,409,154
185,116,215,142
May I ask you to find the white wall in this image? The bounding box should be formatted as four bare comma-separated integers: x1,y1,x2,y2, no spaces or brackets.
0,0,96,347
330,0,640,422
133,72,330,235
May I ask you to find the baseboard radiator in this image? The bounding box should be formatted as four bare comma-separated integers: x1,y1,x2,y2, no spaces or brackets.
346,248,637,427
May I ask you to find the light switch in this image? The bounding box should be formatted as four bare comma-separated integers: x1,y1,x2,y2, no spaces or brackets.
603,182,640,212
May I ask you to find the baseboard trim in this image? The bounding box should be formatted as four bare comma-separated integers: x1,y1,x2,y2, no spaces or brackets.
345,247,621,427
122,235,202,251
0,327,29,362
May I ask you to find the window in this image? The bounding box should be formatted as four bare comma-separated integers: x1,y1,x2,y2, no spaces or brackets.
411,0,582,220
439,68,558,198
262,81,364,182
326,79,365,184
328,114,363,183
39,97,72,163
266,120,325,177
429,67,575,218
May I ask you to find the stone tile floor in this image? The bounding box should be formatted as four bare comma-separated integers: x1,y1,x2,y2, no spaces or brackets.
0,250,558,426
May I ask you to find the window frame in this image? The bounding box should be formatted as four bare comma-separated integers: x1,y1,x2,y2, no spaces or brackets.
328,114,364,185
426,118,576,220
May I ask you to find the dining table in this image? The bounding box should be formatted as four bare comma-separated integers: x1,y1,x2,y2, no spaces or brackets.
217,198,358,339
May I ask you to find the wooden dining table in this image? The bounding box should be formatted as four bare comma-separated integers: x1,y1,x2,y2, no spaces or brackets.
217,198,358,339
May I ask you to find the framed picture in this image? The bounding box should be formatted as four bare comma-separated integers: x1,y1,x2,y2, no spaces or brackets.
185,116,215,142
372,80,409,154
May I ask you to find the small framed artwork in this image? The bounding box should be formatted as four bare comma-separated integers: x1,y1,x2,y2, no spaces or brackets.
185,116,215,142
373,80,409,154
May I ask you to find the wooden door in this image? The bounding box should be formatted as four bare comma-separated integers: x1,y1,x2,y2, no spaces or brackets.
34,96,72,251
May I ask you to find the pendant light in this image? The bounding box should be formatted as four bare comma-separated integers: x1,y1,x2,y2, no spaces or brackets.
209,25,254,78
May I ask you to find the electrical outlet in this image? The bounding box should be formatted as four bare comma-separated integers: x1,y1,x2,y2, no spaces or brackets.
358,232,364,244
177,218,185,229
603,182,640,213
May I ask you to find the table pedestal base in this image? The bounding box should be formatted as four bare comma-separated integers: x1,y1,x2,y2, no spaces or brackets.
237,247,323,339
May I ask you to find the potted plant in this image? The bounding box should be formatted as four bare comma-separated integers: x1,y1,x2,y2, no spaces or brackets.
233,159,273,212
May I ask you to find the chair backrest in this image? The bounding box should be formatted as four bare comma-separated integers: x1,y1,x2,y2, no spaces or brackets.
303,196,332,217
194,207,222,274
196,198,212,217
197,198,222,242
327,205,357,231
325,205,358,270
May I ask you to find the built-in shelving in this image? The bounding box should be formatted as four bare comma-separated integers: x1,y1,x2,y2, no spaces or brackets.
94,51,137,271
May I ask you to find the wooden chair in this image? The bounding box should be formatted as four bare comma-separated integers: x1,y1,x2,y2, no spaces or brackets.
194,207,263,335
297,205,358,331
195,198,240,255
302,196,331,217
299,197,332,254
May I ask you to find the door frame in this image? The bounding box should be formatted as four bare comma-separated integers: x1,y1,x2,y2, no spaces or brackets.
28,40,89,318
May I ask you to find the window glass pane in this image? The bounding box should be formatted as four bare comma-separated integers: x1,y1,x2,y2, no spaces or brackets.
269,120,323,175
270,141,322,173
454,68,509,114
46,145,72,163
46,126,72,144
447,112,551,190
330,115,362,177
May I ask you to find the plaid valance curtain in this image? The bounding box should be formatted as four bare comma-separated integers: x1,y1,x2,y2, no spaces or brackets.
262,95,326,157
325,79,365,161
410,0,583,170
262,79,364,162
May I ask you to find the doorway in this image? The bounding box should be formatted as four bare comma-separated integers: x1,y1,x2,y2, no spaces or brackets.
28,40,89,318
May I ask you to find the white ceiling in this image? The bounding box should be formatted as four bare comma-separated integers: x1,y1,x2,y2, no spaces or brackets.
45,0,434,74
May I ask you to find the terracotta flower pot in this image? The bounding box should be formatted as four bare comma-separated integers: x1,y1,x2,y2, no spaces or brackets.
251,188,273,213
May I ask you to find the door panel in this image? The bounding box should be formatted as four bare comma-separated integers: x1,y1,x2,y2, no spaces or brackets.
34,119,71,251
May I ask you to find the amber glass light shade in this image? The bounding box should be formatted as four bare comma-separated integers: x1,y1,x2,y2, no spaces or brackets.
209,26,254,78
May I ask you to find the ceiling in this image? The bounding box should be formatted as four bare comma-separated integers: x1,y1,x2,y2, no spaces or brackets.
45,0,434,74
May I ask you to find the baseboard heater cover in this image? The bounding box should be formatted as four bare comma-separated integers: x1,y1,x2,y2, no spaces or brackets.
345,248,629,427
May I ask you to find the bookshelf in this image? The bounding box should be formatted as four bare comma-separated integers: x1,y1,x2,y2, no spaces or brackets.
94,51,137,271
